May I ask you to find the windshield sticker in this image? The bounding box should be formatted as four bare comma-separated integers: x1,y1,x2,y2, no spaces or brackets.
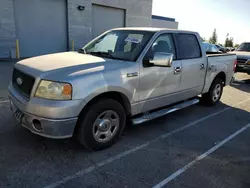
125,37,142,44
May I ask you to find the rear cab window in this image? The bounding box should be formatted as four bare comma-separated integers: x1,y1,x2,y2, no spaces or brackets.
175,33,202,59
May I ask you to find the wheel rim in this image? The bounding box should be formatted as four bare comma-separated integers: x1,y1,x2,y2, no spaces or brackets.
212,84,221,102
92,110,120,143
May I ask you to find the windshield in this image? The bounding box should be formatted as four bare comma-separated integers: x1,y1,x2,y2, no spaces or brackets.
236,43,250,52
203,43,210,51
215,44,222,49
82,30,154,61
203,43,219,52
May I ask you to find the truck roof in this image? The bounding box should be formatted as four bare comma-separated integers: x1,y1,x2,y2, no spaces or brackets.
111,27,197,34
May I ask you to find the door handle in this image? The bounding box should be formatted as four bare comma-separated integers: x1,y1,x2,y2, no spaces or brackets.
200,63,205,70
174,67,181,74
127,72,138,77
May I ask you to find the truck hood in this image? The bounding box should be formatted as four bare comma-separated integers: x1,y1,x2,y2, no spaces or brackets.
232,51,250,59
15,52,129,80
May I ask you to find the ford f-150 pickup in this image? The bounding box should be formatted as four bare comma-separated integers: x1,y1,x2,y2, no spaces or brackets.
8,28,236,150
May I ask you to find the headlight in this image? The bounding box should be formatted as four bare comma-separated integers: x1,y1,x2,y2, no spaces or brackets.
35,80,72,100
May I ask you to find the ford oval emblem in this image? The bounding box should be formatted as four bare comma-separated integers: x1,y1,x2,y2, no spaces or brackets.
16,77,23,85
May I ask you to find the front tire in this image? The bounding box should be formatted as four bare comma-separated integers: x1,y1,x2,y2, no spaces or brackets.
201,78,223,106
77,99,126,150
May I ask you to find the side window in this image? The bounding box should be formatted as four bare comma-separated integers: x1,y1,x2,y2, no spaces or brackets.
145,34,176,60
176,34,201,59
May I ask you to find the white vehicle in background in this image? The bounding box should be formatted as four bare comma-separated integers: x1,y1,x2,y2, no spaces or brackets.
215,44,228,53
203,42,222,53
232,42,250,75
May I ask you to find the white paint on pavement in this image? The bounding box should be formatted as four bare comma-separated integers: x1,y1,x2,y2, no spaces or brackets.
153,123,250,188
0,100,9,104
44,98,250,188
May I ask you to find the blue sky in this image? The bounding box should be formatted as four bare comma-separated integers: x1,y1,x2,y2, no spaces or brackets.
152,0,250,45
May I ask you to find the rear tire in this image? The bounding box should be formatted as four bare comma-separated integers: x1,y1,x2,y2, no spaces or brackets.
201,78,223,106
77,99,126,151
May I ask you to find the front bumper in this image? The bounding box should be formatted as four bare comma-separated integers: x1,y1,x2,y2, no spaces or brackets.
8,83,84,139
11,103,78,139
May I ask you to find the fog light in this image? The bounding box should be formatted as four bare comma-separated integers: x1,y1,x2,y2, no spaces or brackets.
32,119,42,132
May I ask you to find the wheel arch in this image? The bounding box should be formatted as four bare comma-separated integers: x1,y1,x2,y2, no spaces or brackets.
74,91,131,135
206,71,226,96
202,71,226,94
78,91,131,118
213,71,226,86
213,71,226,87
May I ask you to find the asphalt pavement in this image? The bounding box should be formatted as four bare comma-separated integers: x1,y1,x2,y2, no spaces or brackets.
0,63,249,188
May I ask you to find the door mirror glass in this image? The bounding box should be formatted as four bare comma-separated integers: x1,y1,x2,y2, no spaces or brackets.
149,52,173,67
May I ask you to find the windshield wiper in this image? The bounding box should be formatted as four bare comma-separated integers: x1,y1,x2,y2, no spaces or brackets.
86,51,128,61
89,51,113,58
88,51,126,61
78,48,86,54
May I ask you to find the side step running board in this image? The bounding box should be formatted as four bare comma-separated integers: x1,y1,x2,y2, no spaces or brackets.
132,98,199,125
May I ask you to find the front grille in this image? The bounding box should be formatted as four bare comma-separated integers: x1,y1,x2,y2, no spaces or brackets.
237,59,247,65
12,68,35,98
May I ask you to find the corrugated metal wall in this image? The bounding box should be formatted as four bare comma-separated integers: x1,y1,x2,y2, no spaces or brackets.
13,0,68,57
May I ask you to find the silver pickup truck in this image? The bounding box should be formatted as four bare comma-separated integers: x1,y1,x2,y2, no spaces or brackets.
9,28,236,150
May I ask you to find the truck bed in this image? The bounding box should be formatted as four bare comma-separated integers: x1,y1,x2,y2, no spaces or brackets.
202,52,236,94
206,52,236,57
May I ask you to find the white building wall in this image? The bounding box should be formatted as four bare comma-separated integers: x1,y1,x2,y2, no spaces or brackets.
0,0,16,58
68,0,153,50
0,0,153,59
152,18,178,29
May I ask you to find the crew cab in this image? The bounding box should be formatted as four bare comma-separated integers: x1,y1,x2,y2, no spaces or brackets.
8,28,236,150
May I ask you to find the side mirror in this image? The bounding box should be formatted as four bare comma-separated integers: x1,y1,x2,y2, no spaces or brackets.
149,52,173,67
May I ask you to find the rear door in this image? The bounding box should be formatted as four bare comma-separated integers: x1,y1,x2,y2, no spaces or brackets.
175,33,207,97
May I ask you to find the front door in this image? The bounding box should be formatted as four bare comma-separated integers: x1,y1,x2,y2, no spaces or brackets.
137,33,182,113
